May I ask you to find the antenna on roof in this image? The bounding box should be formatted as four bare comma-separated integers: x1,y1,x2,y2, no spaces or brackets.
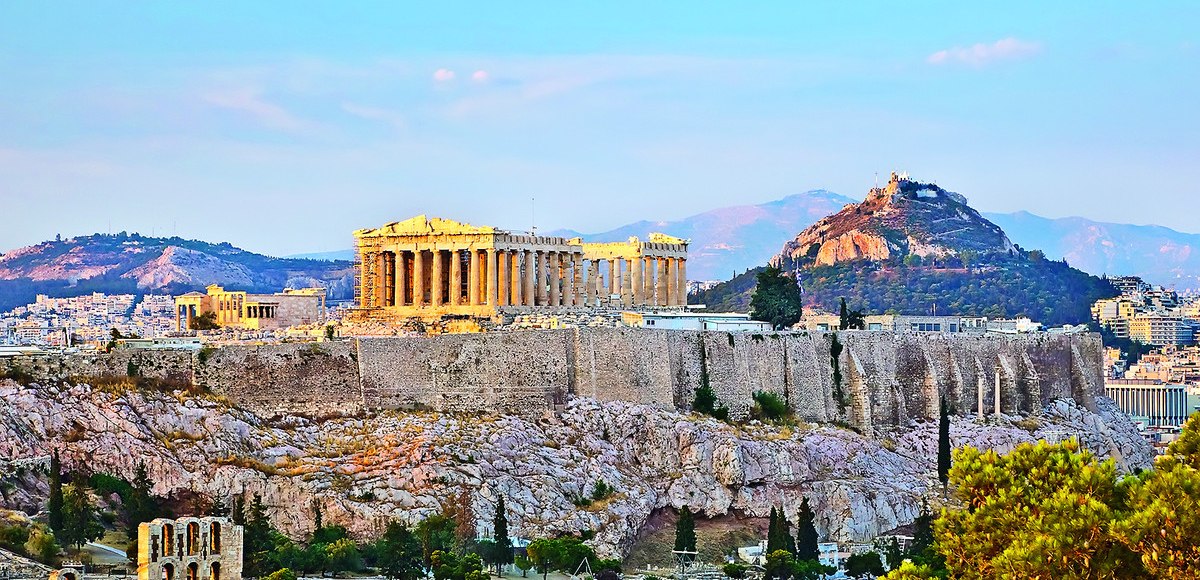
531,197,537,236
874,172,879,189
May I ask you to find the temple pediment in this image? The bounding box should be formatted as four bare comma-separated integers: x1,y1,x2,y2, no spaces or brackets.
356,215,498,238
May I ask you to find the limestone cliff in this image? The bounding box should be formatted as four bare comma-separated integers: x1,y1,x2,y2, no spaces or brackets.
773,173,1015,269
0,380,1150,556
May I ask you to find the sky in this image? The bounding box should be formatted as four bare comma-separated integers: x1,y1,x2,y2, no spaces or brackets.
1,1,1197,256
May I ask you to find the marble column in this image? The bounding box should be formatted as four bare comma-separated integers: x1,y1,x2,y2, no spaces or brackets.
630,256,642,306
523,250,536,307
620,259,633,305
535,251,548,306
510,251,522,306
412,250,425,306
381,253,393,307
677,258,687,306
643,257,655,306
429,249,442,306
498,250,509,306
572,254,585,306
395,251,407,306
449,249,462,305
654,257,666,306
486,249,498,306
607,259,616,297
549,252,561,306
468,249,480,306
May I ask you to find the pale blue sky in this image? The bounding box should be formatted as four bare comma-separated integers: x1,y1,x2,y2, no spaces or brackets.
1,2,1197,255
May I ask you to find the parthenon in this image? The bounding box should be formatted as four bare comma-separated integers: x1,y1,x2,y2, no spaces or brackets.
354,215,689,320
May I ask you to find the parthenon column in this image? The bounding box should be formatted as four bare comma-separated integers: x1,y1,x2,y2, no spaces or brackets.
549,252,561,306
524,250,536,307
372,253,385,308
620,259,633,305
677,258,687,306
572,254,585,306
607,259,616,297
430,249,444,307
448,249,461,305
468,249,480,306
643,257,655,306
584,260,597,306
630,256,642,306
395,251,407,306
412,250,425,306
536,251,548,306
662,256,672,306
510,251,522,306
486,249,498,306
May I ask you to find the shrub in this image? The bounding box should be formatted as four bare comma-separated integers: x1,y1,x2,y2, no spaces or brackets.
751,391,790,422
591,480,615,501
264,569,297,580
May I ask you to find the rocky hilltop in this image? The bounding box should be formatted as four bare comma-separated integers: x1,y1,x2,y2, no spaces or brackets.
774,173,1014,269
0,233,354,311
0,379,1150,557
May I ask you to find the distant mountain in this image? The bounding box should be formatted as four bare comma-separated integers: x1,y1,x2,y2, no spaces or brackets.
0,233,355,312
697,174,1117,326
546,190,855,280
286,249,356,262
984,211,1200,291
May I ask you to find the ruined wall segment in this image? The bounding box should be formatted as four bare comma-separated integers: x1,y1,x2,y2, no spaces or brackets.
196,342,364,415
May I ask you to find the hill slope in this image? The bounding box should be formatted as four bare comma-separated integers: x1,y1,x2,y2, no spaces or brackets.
0,233,354,311
985,211,1200,290
698,174,1117,326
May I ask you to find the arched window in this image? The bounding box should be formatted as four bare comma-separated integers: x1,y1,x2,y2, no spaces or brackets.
187,563,198,580
62,573,77,580
187,522,200,555
211,563,221,580
163,564,175,580
210,522,221,551
163,524,174,557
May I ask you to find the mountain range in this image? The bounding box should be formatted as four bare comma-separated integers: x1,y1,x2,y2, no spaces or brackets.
0,233,354,312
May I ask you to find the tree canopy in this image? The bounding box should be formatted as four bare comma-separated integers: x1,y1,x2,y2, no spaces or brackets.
749,266,804,330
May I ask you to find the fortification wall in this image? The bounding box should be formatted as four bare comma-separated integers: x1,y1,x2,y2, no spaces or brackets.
1,329,1106,431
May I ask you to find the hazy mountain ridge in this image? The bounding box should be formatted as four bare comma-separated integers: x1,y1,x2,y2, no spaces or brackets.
0,233,354,311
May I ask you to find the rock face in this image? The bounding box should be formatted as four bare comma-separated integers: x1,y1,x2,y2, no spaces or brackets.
0,380,1151,557
773,173,1014,269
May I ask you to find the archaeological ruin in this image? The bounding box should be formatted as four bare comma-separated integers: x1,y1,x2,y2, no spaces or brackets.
137,516,243,580
353,215,689,321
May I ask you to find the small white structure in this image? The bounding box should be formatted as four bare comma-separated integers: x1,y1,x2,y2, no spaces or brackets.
817,542,840,569
621,311,771,332
736,540,767,565
48,567,83,580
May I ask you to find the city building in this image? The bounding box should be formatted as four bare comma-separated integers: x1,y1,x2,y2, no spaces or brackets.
353,215,689,322
137,516,242,580
1105,379,1191,428
1128,315,1195,347
797,314,1041,334
620,311,771,331
175,285,327,332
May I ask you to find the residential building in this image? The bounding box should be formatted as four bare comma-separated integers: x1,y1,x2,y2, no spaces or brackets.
1128,315,1195,346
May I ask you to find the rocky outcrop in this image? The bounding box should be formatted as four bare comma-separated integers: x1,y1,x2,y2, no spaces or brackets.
0,380,1151,557
773,173,1015,270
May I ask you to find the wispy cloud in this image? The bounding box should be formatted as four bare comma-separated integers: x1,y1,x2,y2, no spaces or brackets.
202,88,309,132
433,68,456,82
341,102,407,131
927,37,1042,67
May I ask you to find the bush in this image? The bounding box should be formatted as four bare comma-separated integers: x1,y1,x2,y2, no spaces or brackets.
591,480,615,501
845,552,885,577
722,562,748,579
265,569,297,580
751,391,790,422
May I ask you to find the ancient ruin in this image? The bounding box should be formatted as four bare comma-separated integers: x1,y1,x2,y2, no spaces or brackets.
137,517,243,580
353,215,689,321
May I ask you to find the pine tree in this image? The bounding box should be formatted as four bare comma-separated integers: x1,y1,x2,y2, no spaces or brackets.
314,499,323,531
48,450,64,534
491,496,514,573
232,495,246,526
794,498,819,562
839,298,850,330
244,494,273,577
60,484,104,549
126,461,155,538
938,397,952,488
674,506,697,562
779,509,795,556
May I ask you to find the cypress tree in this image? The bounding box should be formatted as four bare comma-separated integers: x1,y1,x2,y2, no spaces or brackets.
839,298,850,330
765,506,781,553
674,506,697,562
938,396,952,488
232,495,246,526
314,499,324,531
492,496,514,572
126,461,155,538
794,498,819,562
779,509,795,556
48,449,64,534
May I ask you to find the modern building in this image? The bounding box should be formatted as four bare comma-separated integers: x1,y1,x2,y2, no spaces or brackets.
1128,315,1195,346
797,314,1040,334
1105,379,1191,428
353,215,689,322
175,285,327,332
620,311,771,331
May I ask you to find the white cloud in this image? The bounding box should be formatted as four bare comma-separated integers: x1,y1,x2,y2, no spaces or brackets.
433,68,456,82
471,70,490,83
927,38,1042,67
341,102,407,131
202,88,308,132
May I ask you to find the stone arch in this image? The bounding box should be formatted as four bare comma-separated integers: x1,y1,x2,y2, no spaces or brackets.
187,562,198,580
211,563,221,580
186,521,200,555
162,523,174,557
164,563,175,580
210,520,221,551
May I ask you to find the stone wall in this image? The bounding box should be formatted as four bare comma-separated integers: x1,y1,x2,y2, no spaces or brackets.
0,329,1106,430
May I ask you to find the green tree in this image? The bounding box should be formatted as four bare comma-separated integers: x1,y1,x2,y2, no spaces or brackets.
883,537,903,571
525,538,559,580
937,397,951,489
313,499,323,531
489,496,514,573
47,450,63,535
244,494,275,577
189,311,220,330
59,484,103,549
325,538,363,574
415,513,456,569
264,568,297,580
839,297,850,330
232,495,246,526
793,498,818,562
125,461,157,538
765,507,783,554
674,506,697,562
936,440,1143,578
751,391,790,422
24,526,59,563
722,562,748,579
514,555,534,578
432,550,486,580
763,549,794,580
844,552,884,577
749,266,804,330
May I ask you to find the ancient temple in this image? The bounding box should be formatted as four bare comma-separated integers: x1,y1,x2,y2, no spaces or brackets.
353,215,688,321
